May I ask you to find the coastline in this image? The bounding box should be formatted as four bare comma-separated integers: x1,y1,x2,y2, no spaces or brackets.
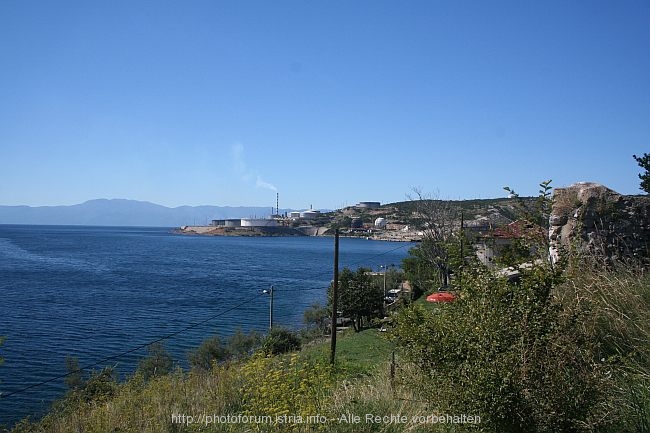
175,225,421,242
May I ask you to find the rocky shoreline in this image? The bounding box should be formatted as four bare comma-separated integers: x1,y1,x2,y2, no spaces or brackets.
175,225,420,242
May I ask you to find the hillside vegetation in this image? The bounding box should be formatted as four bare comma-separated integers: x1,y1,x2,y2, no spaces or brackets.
4,186,650,433
6,254,650,433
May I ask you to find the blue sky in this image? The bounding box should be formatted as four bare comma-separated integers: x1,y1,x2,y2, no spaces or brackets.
1,1,648,210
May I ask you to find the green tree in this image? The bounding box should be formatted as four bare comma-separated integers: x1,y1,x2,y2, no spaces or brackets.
261,327,301,355
136,342,173,380
402,244,439,298
329,267,383,332
64,355,85,391
633,153,650,193
302,303,329,333
225,328,261,360
188,336,227,370
78,367,118,403
408,189,462,287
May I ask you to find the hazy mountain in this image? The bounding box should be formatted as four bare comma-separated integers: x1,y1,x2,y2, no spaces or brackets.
0,199,295,227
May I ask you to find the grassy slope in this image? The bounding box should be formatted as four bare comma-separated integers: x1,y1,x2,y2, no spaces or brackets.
10,330,458,433
300,329,394,376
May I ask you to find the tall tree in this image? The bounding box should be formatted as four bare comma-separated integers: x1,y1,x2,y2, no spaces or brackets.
136,342,173,380
329,267,383,332
408,189,461,288
64,355,85,390
633,153,650,193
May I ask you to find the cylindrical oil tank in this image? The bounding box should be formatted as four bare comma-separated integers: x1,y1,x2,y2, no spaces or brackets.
240,218,278,227
357,201,381,209
224,219,241,227
300,210,320,220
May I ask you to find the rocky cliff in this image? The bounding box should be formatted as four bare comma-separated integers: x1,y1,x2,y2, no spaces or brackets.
549,182,650,263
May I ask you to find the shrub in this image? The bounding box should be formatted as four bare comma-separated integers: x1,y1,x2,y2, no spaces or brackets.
241,353,333,429
226,328,261,360
261,327,301,356
391,262,620,432
135,342,173,381
63,355,84,391
188,335,228,370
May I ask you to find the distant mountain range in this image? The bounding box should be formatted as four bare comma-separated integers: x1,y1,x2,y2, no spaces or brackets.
0,199,297,227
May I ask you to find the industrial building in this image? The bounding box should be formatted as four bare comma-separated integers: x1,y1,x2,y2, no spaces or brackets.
300,210,320,220
356,201,381,209
211,219,242,227
211,218,278,227
374,217,387,229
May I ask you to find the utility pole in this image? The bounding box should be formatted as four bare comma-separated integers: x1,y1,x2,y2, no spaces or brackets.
263,286,274,330
330,229,339,365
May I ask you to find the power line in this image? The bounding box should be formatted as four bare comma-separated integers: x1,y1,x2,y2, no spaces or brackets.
0,292,263,400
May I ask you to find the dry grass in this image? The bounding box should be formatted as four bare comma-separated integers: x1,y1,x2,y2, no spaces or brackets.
558,258,650,432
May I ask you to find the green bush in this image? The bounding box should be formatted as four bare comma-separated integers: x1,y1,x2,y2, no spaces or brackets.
225,328,261,360
391,263,619,432
188,335,228,370
63,355,84,391
261,327,301,355
135,342,173,381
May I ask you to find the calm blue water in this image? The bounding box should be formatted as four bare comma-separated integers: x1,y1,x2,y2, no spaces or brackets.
0,225,414,427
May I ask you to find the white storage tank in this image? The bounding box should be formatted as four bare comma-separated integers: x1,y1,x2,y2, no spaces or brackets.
374,217,387,229
357,201,381,209
224,219,241,227
241,218,278,227
300,210,320,220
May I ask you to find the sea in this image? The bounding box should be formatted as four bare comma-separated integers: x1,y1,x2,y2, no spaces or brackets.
0,225,415,427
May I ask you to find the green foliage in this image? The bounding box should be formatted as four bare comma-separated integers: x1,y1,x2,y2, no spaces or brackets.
188,335,227,370
493,238,533,267
135,342,173,381
188,329,261,370
560,259,650,432
504,179,553,230
63,355,84,391
78,367,118,404
634,153,650,193
402,233,467,293
384,268,404,291
402,244,439,298
368,267,404,295
391,260,647,432
261,327,301,355
241,353,333,429
302,302,329,334
225,328,261,360
329,267,384,331
55,366,118,408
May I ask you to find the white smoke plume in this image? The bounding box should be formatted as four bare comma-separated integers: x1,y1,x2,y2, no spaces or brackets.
231,143,277,191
